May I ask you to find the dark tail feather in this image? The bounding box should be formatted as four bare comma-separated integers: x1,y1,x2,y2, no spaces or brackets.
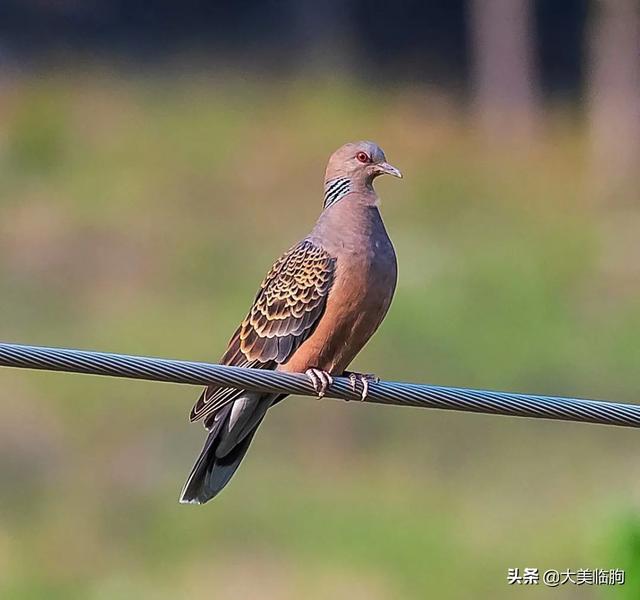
179,406,260,504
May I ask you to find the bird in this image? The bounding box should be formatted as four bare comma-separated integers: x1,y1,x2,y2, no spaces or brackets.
180,140,402,504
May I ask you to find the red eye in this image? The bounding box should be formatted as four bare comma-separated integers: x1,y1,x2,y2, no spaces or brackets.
356,151,370,163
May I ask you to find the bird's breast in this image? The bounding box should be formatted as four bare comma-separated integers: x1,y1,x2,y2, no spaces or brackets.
280,204,397,375
282,231,396,375
334,236,396,304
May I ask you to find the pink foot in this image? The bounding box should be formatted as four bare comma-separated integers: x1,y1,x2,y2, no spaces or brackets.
305,368,334,398
345,371,379,401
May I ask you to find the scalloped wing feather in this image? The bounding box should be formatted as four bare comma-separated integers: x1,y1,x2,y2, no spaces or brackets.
190,240,335,425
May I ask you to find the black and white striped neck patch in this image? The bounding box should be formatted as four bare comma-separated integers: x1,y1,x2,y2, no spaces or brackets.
323,177,351,209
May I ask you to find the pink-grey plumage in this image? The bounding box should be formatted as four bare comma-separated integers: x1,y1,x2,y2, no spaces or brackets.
180,141,401,504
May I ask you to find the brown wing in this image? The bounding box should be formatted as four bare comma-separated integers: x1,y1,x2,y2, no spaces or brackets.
190,239,335,425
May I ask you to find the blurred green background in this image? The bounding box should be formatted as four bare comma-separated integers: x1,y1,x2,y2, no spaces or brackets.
0,73,638,600
1,2,640,599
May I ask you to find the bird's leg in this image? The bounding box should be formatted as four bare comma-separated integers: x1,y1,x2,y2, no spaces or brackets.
305,368,334,398
344,371,380,401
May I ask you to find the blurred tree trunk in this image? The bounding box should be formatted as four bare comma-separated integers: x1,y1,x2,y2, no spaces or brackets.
587,0,640,202
469,0,541,144
289,0,354,77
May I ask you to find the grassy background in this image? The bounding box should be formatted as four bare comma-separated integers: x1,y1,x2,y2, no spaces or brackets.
0,73,639,598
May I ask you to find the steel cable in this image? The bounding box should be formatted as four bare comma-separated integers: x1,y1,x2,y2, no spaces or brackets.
0,342,638,429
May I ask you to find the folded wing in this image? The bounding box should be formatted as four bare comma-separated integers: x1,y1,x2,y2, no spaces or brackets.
190,239,335,426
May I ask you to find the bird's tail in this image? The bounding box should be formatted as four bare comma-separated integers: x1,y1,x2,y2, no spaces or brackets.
179,403,261,504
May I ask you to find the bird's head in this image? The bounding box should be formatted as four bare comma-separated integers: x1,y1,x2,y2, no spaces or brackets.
324,141,402,185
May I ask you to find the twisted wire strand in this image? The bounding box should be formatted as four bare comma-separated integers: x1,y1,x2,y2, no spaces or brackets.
0,342,638,429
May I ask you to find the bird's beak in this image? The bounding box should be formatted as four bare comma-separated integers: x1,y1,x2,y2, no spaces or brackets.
377,162,403,178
